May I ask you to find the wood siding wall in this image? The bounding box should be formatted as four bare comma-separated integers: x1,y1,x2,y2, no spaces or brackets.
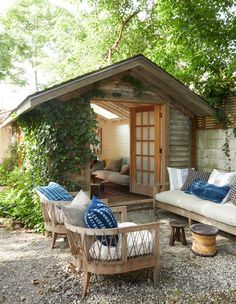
168,108,192,167
0,125,12,163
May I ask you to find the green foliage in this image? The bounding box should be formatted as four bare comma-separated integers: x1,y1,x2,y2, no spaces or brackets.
0,167,44,232
1,0,235,104
19,95,98,190
214,109,231,129
0,144,18,185
122,75,145,96
0,93,98,230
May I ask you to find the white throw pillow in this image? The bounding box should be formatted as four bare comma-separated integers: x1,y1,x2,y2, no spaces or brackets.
167,167,189,190
71,190,90,208
63,190,91,226
208,169,236,187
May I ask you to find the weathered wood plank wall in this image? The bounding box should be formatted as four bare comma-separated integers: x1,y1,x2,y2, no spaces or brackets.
168,108,192,168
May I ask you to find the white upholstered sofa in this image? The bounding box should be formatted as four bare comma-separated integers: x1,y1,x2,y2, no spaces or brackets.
154,190,236,236
154,168,236,236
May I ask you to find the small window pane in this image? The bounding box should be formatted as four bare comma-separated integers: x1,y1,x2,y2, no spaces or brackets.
143,112,148,125
136,142,141,154
150,157,154,170
136,127,141,140
150,142,154,155
149,111,154,124
136,171,141,183
150,127,154,140
143,142,148,155
143,157,148,170
136,156,141,169
143,172,148,184
143,127,148,140
136,112,141,125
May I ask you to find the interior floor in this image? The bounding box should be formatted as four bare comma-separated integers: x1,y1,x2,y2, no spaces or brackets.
100,182,152,208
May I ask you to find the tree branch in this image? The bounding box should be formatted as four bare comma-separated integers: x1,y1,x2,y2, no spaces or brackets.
107,10,140,65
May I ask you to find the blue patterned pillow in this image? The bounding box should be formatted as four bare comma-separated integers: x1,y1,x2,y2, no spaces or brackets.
35,182,73,201
85,196,118,246
186,179,230,204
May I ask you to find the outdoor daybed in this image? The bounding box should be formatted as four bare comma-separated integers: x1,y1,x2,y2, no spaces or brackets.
92,157,130,186
154,168,236,236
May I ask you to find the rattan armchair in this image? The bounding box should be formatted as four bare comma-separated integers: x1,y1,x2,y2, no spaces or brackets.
65,206,160,298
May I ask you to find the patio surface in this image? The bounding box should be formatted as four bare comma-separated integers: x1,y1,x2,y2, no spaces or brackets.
0,209,236,304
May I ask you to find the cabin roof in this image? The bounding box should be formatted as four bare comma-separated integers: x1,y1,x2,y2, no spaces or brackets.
1,54,215,127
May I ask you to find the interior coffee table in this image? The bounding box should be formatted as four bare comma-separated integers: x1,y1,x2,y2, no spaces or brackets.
190,223,219,257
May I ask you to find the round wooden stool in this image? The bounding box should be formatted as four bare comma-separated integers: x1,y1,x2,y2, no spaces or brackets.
169,220,187,246
190,223,219,257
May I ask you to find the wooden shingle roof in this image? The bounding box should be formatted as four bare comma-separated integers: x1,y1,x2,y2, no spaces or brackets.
1,54,215,127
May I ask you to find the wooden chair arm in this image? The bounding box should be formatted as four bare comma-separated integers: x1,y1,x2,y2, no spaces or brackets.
65,222,159,236
111,206,127,222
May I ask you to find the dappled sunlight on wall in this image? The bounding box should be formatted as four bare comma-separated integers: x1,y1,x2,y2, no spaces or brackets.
98,119,130,161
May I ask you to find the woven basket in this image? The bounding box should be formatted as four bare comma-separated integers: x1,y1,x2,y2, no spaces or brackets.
191,233,217,257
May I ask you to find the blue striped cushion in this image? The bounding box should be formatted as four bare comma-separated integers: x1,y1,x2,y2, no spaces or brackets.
35,182,73,201
185,179,230,203
85,196,118,246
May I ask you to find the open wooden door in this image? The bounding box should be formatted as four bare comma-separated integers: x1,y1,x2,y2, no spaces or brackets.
130,105,167,196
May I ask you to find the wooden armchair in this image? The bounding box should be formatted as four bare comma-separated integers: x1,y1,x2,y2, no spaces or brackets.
39,197,70,248
39,195,109,249
65,206,160,298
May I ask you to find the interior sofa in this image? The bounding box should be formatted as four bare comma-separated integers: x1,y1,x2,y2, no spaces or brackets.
92,157,130,186
154,168,236,236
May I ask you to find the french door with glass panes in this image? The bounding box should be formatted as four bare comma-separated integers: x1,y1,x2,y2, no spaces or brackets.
130,105,167,196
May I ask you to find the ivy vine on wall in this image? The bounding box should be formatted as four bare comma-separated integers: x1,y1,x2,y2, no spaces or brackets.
18,94,99,190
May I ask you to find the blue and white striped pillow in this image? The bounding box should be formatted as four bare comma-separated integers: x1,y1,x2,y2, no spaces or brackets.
185,179,230,204
35,182,73,201
85,196,118,246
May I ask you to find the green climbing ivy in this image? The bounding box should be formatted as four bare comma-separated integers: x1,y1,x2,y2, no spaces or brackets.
122,75,146,97
0,91,101,230
18,95,99,190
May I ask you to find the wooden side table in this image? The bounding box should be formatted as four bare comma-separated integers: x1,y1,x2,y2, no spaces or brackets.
190,223,218,257
169,220,187,246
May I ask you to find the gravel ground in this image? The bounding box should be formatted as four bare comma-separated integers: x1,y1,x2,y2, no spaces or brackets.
0,209,236,304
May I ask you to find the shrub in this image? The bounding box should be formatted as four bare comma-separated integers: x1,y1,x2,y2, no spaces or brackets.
0,167,44,232
0,143,18,185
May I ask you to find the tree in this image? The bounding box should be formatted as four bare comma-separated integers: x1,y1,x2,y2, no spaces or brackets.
0,32,26,85
0,0,235,105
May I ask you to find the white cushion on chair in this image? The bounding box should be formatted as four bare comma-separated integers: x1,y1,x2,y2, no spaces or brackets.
89,222,153,261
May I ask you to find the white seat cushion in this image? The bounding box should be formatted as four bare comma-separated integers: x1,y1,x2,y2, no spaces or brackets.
155,190,236,227
89,222,153,261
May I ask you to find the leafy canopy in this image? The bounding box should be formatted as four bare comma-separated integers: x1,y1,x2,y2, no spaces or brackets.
0,0,235,104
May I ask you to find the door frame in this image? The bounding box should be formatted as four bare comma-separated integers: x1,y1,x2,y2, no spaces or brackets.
130,104,167,196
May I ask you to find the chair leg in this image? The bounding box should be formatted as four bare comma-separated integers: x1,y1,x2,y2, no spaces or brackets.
45,230,50,237
51,231,58,249
153,264,160,287
82,272,91,298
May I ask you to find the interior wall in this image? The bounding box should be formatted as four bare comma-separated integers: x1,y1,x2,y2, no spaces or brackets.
97,118,130,161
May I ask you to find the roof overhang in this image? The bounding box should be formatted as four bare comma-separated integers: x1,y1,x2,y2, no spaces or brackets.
1,54,215,127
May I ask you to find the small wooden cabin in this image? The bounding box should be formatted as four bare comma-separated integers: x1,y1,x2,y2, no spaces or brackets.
1,55,215,196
